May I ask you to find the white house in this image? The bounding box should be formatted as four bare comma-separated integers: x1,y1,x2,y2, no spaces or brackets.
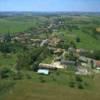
37,69,49,75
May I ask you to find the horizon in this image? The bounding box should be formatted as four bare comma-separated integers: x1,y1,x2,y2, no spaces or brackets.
0,0,100,12
0,10,100,13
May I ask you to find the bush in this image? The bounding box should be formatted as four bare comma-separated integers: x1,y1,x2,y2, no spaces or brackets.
75,75,83,82
84,82,89,87
52,76,56,81
56,71,60,76
39,76,46,83
0,80,15,94
0,67,14,79
76,37,81,43
83,50,100,60
0,42,15,54
26,73,32,79
13,71,23,80
69,81,75,88
77,83,84,89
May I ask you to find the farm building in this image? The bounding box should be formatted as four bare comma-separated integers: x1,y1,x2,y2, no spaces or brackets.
30,39,41,43
52,62,65,69
39,63,56,70
48,37,61,47
40,39,48,47
95,61,100,68
37,69,49,75
39,62,64,69
76,48,88,54
75,68,91,75
61,60,76,66
53,48,64,55
79,56,88,63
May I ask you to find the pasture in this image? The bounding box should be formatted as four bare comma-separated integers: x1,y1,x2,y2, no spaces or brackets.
0,72,100,100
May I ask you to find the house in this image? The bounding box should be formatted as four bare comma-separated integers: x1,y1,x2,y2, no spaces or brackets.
68,47,76,52
76,48,88,54
11,37,21,42
79,56,88,63
30,39,41,43
61,60,76,66
40,39,48,47
39,62,64,69
52,62,64,69
30,39,41,46
37,69,49,75
75,68,91,75
95,61,100,68
48,37,61,47
0,36,4,43
53,48,64,55
81,63,88,67
39,63,56,70
94,61,100,73
54,56,62,61
48,47,56,51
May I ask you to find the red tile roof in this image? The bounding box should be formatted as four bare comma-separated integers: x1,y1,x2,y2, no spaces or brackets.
96,61,100,67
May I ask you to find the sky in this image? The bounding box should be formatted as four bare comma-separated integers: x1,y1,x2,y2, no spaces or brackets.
0,0,100,12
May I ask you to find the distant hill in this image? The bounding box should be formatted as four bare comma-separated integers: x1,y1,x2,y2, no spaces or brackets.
0,12,100,17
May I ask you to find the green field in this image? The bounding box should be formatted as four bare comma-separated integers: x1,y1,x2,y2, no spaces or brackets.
0,16,39,33
0,53,17,68
0,72,100,100
0,16,100,50
55,29,100,50
0,15,100,100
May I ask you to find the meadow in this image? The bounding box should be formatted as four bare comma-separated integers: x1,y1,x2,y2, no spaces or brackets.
0,16,39,33
0,71,100,100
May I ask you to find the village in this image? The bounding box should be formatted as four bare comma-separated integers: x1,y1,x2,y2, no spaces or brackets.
0,29,100,76
1,0,100,99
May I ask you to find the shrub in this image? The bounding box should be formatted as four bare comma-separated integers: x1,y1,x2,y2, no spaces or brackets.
76,37,81,43
56,71,60,76
0,67,14,79
77,83,84,89
26,73,32,79
13,71,23,80
0,80,15,94
69,81,75,88
75,75,83,82
39,76,46,83
52,76,56,81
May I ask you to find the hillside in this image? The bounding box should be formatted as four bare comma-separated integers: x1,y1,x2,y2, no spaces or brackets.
0,73,100,100
0,13,100,100
0,15,100,50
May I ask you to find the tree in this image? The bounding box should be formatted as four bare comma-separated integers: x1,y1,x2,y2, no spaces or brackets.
83,50,100,60
4,33,12,42
91,60,95,69
57,41,69,49
0,42,14,54
0,67,13,79
77,83,84,89
16,51,31,71
75,75,83,82
70,41,76,49
76,37,81,43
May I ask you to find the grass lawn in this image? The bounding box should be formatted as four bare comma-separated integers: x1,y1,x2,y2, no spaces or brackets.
54,29,100,50
0,53,17,68
42,56,53,64
0,17,37,33
74,30,100,50
0,71,100,100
